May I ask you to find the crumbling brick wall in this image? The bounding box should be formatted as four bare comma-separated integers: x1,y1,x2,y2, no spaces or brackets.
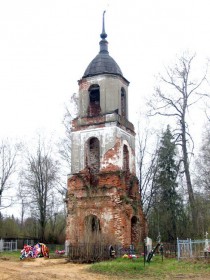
66,167,147,247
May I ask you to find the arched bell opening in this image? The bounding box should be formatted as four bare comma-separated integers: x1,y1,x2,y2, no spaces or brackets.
86,137,100,174
121,87,127,118
123,144,129,172
88,84,101,117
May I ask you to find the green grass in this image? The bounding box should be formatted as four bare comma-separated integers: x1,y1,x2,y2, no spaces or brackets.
0,248,65,260
90,257,144,274
0,250,20,261
89,256,210,279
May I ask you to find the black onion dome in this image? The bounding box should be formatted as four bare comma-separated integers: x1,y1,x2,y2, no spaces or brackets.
83,53,123,78
82,11,123,79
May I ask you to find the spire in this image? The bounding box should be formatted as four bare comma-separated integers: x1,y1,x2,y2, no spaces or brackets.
100,11,107,39
99,11,108,53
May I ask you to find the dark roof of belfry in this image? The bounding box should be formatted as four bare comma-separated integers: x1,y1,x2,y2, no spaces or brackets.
82,11,124,79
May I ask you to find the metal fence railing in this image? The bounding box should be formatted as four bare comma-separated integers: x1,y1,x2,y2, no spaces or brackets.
0,239,18,252
66,242,180,263
67,243,117,262
177,238,210,260
162,242,177,258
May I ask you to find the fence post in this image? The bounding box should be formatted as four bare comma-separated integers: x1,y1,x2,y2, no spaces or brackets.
65,240,70,256
0,239,3,252
177,238,180,260
189,239,192,258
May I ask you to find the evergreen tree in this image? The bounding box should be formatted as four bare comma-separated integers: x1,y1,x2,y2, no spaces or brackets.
149,126,184,241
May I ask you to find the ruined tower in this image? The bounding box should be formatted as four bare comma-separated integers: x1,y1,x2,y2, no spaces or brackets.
66,13,146,247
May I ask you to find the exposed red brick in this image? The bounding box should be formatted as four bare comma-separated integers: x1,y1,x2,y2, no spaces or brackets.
66,167,147,247
87,101,101,117
78,79,90,91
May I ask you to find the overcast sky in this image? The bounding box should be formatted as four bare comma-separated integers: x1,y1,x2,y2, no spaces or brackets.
0,0,210,142
1,0,210,217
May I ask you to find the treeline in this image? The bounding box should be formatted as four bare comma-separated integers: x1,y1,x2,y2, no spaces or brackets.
0,135,68,243
0,213,66,244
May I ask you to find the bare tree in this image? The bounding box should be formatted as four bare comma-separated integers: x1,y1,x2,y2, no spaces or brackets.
195,122,210,194
17,180,28,227
136,120,159,217
149,53,209,235
0,139,20,209
20,136,61,241
193,122,210,235
59,92,78,171
59,105,72,171
58,93,78,200
204,101,210,121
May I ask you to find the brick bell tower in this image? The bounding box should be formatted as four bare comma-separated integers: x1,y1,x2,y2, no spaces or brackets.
66,12,146,247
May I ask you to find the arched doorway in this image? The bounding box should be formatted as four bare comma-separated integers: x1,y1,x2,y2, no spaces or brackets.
84,215,101,242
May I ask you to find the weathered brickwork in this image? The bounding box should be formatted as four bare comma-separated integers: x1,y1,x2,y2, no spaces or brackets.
66,168,147,246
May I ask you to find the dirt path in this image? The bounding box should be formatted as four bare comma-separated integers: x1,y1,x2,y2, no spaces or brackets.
0,258,119,280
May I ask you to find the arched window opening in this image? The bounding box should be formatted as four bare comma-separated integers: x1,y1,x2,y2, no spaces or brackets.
121,88,127,118
85,215,101,234
123,145,129,172
88,84,101,117
131,216,139,244
88,137,100,174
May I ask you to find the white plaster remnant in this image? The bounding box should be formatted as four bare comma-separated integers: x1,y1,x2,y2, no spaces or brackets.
71,125,136,173
102,211,113,222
